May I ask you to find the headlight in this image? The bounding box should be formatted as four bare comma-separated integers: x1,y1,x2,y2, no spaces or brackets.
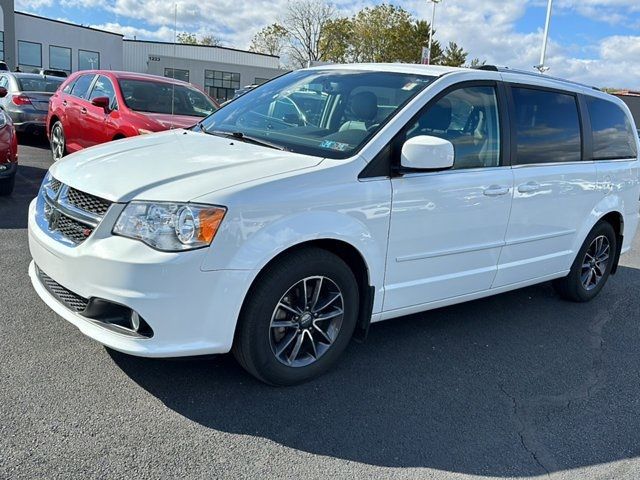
113,202,226,252
0,110,7,129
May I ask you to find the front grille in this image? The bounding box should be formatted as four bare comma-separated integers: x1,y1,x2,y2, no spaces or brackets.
37,266,88,313
49,178,62,194
56,215,93,244
66,187,111,216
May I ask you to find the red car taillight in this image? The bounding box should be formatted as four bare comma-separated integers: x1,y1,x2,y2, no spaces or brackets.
12,94,33,106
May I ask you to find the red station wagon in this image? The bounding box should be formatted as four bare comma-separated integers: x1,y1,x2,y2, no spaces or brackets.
47,70,219,161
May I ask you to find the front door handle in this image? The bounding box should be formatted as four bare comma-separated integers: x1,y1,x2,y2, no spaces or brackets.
484,185,510,197
80,107,87,115
62,100,68,107
518,181,540,193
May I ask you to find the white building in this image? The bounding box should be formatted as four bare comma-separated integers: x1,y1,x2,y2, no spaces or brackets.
0,0,283,102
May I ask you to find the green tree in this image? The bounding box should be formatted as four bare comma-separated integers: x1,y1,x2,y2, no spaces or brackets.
176,32,222,46
412,19,442,65
320,17,353,63
467,58,486,68
250,23,288,57
441,41,468,67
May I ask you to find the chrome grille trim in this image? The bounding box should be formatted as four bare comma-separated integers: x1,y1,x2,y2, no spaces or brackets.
36,175,113,247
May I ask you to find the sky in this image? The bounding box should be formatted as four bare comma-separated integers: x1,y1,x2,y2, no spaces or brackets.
14,0,640,89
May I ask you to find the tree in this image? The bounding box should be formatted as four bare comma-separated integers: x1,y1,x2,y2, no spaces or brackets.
283,0,335,68
250,23,288,57
441,41,468,67
467,58,486,68
176,32,222,46
412,19,442,65
320,17,353,63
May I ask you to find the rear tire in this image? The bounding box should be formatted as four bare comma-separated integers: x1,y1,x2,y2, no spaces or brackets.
553,221,617,302
50,121,66,162
233,248,359,385
0,174,15,196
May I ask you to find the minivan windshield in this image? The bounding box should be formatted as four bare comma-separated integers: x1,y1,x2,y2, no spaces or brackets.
198,69,436,159
119,79,217,117
18,76,64,93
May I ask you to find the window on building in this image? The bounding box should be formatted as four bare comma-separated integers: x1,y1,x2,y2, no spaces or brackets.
0,32,5,62
204,70,240,102
255,77,269,85
407,85,501,169
49,46,72,74
511,87,582,165
78,50,100,71
586,96,638,160
18,41,42,72
164,68,190,83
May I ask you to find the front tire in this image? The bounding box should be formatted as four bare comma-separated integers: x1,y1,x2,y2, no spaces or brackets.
0,174,15,196
50,121,66,162
553,221,617,302
233,248,359,385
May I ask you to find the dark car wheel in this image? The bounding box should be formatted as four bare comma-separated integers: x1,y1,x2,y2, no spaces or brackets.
50,121,66,162
0,173,15,196
233,248,359,386
553,221,617,302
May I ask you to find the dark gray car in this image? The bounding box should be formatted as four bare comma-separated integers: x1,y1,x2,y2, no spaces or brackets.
0,73,64,134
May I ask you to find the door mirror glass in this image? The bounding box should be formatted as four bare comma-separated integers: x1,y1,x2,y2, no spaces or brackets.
91,96,110,111
401,135,454,170
0,87,7,98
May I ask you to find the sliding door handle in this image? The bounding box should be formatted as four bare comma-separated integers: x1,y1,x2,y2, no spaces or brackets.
518,181,540,193
483,185,510,197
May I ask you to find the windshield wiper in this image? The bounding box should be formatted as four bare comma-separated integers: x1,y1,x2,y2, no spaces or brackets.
204,130,286,151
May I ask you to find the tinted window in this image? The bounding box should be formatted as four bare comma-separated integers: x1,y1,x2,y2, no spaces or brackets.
89,75,117,108
407,85,501,169
586,96,637,160
49,46,71,73
119,79,216,117
17,76,63,93
70,75,95,99
512,87,581,164
18,41,41,68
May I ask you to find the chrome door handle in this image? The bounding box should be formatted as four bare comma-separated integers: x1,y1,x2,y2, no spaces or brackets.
518,182,540,193
484,185,510,197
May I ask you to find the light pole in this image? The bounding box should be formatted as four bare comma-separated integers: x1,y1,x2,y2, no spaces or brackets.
534,0,553,73
426,0,442,65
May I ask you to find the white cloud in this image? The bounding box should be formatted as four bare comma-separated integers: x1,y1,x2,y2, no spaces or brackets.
14,0,640,89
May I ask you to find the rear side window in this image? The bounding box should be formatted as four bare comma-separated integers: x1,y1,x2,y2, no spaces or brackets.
586,97,637,160
62,79,75,94
511,87,582,165
70,74,95,99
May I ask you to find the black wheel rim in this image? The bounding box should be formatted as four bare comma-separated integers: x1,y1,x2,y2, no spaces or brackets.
581,235,610,291
269,276,344,367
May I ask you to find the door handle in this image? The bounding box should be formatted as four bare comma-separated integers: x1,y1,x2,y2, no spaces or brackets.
62,100,67,107
518,181,540,193
483,185,510,197
80,107,87,115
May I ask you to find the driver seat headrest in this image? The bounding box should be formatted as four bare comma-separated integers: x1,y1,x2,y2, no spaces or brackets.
350,91,378,122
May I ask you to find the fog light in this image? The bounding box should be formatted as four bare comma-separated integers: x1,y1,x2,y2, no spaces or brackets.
0,164,7,172
131,311,141,332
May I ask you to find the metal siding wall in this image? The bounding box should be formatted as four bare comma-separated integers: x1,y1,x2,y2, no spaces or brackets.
15,14,123,71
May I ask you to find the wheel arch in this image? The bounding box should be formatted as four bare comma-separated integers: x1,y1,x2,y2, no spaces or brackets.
48,115,60,134
598,210,624,274
237,238,376,343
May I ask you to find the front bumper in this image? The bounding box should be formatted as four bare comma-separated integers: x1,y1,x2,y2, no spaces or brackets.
28,199,254,357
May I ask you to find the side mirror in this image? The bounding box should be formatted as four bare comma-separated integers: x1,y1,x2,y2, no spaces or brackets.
401,135,454,171
0,87,7,98
91,96,111,112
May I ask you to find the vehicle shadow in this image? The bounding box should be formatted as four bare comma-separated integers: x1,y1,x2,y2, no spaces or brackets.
0,164,46,229
109,264,640,476
17,132,50,150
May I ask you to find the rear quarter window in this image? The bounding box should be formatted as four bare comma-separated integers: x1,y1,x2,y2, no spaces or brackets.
586,96,638,160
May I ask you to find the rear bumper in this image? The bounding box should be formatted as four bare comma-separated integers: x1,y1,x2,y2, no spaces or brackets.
7,110,47,132
28,198,255,357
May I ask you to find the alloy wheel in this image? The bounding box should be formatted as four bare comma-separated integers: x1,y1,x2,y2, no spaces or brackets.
51,124,64,161
269,276,344,367
581,235,610,291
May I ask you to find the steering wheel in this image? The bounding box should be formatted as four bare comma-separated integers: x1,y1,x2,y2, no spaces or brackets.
280,96,309,126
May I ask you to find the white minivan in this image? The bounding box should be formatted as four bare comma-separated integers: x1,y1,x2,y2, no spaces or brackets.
28,64,640,385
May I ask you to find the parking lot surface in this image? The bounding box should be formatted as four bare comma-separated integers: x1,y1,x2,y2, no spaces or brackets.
2,140,640,480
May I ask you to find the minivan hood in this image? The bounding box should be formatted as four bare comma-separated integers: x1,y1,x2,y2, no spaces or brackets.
49,130,323,202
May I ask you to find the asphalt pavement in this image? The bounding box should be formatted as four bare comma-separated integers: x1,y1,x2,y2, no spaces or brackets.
1,138,640,480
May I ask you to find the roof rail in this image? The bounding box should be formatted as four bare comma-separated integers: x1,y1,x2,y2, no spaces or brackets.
471,64,601,91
